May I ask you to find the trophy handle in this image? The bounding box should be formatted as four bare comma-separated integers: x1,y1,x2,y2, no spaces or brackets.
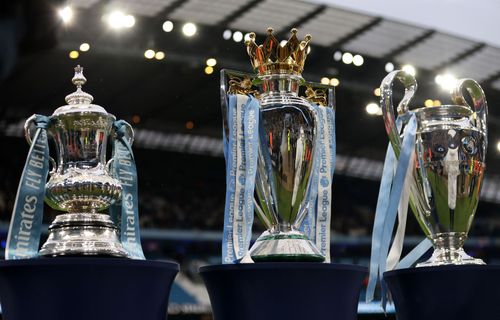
24,114,37,146
106,158,114,175
24,114,58,175
381,70,418,157
119,121,135,146
451,79,488,143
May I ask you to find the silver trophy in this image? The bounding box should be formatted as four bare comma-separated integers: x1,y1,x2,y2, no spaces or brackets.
24,66,130,257
221,28,334,262
381,70,488,266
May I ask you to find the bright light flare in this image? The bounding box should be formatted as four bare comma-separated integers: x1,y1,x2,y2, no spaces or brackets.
330,78,340,86
342,52,353,64
107,11,135,29
333,51,342,61
233,31,243,42
385,62,394,73
79,43,90,52
402,64,416,76
182,22,197,37
366,102,382,116
353,54,364,66
155,51,165,60
223,29,232,40
162,21,174,32
69,50,79,59
435,74,458,91
58,6,73,24
206,58,217,67
144,49,155,59
205,66,214,75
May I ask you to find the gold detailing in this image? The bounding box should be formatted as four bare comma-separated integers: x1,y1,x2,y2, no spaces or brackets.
245,27,311,76
303,86,327,106
227,74,260,98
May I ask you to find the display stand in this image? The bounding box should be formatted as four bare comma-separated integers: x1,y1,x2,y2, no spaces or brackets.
0,258,179,320
200,263,366,320
384,265,500,320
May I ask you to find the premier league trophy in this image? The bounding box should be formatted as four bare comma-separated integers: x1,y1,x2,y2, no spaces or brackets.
381,70,488,266
201,28,367,320
8,65,137,258
220,28,335,262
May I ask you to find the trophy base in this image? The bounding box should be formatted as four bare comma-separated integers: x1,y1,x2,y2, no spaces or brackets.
416,248,485,267
39,213,129,258
250,230,325,262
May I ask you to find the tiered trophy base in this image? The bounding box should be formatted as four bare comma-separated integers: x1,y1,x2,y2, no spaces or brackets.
0,258,179,320
200,263,366,320
39,213,128,257
384,265,500,320
249,230,325,262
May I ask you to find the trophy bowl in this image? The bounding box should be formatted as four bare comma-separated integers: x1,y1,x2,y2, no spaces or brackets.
381,70,488,266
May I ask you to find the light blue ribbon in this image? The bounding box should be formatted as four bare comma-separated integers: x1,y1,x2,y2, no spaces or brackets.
5,115,50,259
397,238,433,269
366,113,418,304
243,97,259,248
110,120,145,260
326,108,336,178
300,105,336,259
222,94,260,263
222,95,237,263
301,105,323,241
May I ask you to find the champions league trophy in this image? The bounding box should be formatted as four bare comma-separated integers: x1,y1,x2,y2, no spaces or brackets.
221,28,335,262
7,65,143,258
381,70,488,266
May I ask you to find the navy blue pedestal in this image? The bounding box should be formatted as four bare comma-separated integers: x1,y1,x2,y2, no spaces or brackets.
0,258,179,320
385,265,500,320
200,263,367,320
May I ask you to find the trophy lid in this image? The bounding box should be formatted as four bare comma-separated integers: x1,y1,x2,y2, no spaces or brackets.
245,28,311,76
52,65,108,116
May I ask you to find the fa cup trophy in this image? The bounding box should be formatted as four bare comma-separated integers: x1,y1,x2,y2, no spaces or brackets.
6,66,143,258
221,28,336,263
381,70,488,266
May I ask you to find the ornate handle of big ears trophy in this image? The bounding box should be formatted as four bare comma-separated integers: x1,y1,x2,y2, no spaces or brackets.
380,70,418,158
24,114,58,175
451,78,489,144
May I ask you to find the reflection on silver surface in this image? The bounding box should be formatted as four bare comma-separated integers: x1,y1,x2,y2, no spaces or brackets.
26,66,128,257
249,75,324,261
382,71,488,266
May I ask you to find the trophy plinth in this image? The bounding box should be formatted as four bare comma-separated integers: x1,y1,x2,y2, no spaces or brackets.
27,66,128,257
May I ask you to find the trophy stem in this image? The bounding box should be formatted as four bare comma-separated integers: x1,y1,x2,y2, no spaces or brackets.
416,232,485,267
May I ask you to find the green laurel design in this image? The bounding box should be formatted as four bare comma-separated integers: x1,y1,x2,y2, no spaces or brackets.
256,234,309,242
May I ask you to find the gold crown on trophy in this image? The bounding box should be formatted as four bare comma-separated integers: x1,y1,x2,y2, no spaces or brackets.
245,27,311,76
